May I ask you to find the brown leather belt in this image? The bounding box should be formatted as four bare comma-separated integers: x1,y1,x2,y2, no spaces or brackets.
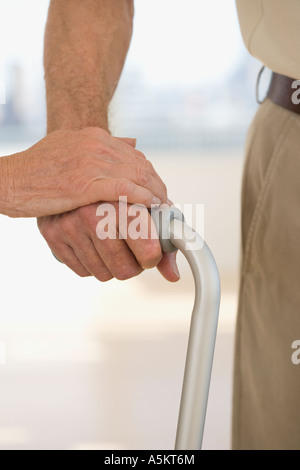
267,72,300,115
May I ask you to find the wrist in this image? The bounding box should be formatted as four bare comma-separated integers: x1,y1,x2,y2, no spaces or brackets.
45,85,110,133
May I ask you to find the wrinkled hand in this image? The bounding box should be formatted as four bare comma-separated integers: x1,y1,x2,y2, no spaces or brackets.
0,127,166,218
37,136,180,283
38,201,180,283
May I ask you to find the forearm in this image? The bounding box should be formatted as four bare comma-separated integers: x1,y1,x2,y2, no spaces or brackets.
44,0,134,133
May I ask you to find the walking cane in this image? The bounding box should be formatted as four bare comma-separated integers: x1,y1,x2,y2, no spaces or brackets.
52,204,221,450
152,206,221,450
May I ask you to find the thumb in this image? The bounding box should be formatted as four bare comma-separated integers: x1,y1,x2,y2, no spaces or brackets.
116,137,137,148
156,251,181,283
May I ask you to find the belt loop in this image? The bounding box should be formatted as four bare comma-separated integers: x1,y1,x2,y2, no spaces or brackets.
256,65,266,104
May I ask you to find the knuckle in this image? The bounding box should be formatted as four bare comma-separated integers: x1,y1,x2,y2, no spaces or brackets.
114,265,143,281
86,259,114,282
136,166,150,187
41,223,57,243
60,215,76,238
78,134,109,157
68,261,91,278
137,242,162,269
77,205,98,230
144,159,155,173
135,150,147,160
161,181,168,197
115,178,132,197
95,272,114,282
143,160,159,180
127,204,148,224
78,271,91,278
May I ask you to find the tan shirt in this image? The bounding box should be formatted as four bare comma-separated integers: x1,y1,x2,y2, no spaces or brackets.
236,0,300,79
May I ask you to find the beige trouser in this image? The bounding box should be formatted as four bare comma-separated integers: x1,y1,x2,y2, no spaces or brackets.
232,98,300,450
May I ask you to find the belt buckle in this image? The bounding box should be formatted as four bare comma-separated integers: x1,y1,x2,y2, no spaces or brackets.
256,65,267,104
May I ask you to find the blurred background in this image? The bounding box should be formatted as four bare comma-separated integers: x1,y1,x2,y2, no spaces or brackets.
0,0,268,450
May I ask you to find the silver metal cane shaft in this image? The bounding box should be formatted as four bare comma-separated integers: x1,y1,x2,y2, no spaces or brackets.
152,207,221,450
170,218,220,450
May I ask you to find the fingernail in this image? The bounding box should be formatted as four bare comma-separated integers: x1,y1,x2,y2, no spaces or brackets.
172,258,181,279
152,197,161,206
167,198,174,206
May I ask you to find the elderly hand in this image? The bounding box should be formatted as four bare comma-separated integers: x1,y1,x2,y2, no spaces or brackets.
38,201,180,283
37,137,180,283
0,127,166,218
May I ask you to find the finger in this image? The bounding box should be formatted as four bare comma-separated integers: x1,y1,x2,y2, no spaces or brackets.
71,236,114,282
94,141,166,200
117,204,162,269
51,243,92,278
55,211,114,282
91,231,143,281
156,251,181,283
38,215,92,277
88,178,163,208
110,146,167,200
99,162,167,205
